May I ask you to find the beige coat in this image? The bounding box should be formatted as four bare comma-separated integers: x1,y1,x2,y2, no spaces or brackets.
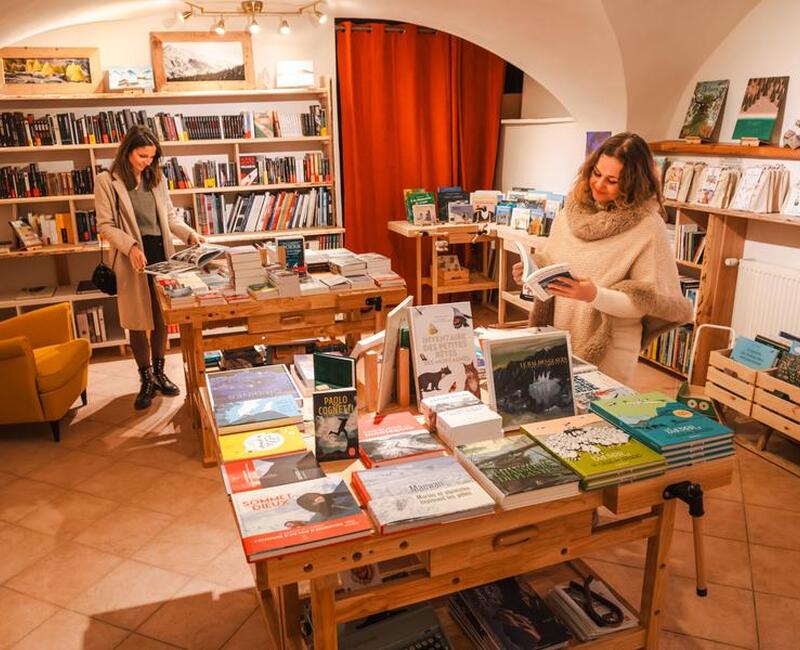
95,170,196,331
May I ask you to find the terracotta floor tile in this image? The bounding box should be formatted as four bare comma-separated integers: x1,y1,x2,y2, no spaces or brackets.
750,544,800,599
11,608,129,650
122,436,200,473
16,491,118,540
221,608,272,649
74,505,173,557
659,631,746,649
114,633,183,649
178,490,234,529
662,575,758,649
77,426,156,459
195,542,255,591
0,586,58,648
73,461,167,503
0,471,16,488
0,524,59,583
174,452,223,481
131,519,235,576
706,460,743,503
127,473,219,517
0,439,69,477
25,450,112,488
675,497,747,541
754,592,800,650
57,418,127,451
746,503,800,551
137,578,257,650
669,531,752,590
69,559,191,631
0,478,63,524
4,541,122,606
739,452,800,513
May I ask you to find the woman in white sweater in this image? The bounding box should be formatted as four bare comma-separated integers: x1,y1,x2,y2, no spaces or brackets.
513,132,692,383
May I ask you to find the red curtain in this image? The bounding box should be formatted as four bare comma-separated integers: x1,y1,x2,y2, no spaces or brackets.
336,22,506,284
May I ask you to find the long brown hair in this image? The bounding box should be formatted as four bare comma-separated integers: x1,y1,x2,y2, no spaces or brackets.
573,132,663,212
110,125,162,191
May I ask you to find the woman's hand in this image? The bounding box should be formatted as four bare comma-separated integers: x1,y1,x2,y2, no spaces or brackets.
547,275,598,302
129,244,147,272
512,261,524,286
188,232,206,246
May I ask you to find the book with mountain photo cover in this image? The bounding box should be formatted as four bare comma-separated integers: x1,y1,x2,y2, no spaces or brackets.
231,476,372,560
409,302,481,404
358,411,445,468
313,388,359,461
485,329,576,431
143,243,225,275
221,451,324,494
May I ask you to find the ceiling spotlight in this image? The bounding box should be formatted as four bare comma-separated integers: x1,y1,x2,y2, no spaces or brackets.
279,18,291,35
248,17,262,34
314,9,328,25
178,9,193,22
214,16,225,35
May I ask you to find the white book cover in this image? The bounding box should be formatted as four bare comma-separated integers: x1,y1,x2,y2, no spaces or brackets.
377,296,413,413
409,302,480,404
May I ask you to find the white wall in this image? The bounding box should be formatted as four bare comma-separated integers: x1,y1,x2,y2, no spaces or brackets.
520,76,570,119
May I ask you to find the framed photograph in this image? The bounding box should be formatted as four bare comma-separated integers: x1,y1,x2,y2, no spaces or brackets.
107,65,154,92
276,60,315,88
1,47,101,94
150,31,255,92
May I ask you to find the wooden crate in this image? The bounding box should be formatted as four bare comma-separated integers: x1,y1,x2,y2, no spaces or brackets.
435,268,470,285
753,370,800,443
704,348,759,417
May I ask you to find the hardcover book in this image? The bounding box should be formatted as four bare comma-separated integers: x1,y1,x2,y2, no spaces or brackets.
485,330,576,430
732,76,789,142
524,414,666,489
589,391,733,453
456,434,579,508
212,394,302,434
221,451,324,494
358,412,445,467
573,370,635,413
436,403,503,448
231,477,372,560
352,456,495,533
313,353,355,389
679,80,730,141
218,425,306,463
313,388,359,461
409,302,481,404
419,390,482,430
378,296,413,413
207,364,302,407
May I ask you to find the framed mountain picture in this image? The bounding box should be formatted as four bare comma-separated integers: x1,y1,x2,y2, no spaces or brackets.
731,76,789,143
679,80,729,141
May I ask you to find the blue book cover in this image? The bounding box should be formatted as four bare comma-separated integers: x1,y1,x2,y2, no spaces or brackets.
214,394,302,433
590,391,732,452
730,337,780,369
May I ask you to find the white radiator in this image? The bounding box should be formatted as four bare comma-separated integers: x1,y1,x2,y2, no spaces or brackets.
730,260,800,339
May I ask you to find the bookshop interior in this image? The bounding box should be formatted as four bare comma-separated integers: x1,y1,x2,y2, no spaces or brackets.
3,1,800,649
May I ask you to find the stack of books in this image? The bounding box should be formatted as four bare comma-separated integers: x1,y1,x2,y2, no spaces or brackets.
370,271,405,287
328,253,367,276
247,283,280,301
572,370,634,414
357,252,391,275
436,403,503,447
524,414,667,490
548,578,638,641
227,246,264,294
590,391,734,467
317,272,351,292
344,274,375,290
298,277,329,296
351,456,495,533
267,268,301,297
419,390,482,430
358,411,446,468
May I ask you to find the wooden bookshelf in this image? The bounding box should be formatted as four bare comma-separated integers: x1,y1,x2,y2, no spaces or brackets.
664,199,800,227
650,139,800,161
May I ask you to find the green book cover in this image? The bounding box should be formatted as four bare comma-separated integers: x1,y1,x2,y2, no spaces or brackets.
313,353,355,389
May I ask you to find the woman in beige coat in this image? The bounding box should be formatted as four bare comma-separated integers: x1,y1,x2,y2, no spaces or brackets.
96,125,203,409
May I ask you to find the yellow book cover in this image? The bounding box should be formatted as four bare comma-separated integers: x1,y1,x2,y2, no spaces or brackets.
55,212,76,244
219,425,307,462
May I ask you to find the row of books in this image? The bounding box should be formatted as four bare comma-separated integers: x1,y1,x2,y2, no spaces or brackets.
194,188,333,235
676,223,706,263
0,163,95,199
239,153,330,186
0,106,327,147
75,305,110,343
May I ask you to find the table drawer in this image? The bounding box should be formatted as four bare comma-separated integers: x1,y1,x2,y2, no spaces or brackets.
248,308,336,333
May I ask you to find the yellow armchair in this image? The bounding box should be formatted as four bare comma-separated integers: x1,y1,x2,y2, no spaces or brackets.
0,302,91,441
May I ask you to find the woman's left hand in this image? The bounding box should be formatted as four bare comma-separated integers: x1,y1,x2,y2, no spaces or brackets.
188,232,206,246
547,275,598,302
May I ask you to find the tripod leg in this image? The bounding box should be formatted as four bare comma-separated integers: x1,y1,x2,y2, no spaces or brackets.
692,515,708,597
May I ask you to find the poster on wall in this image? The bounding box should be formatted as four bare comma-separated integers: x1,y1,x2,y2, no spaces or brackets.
731,76,789,143
1,47,102,94
678,80,729,142
585,131,611,156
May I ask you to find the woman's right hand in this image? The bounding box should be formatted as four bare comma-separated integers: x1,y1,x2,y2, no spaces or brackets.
129,244,147,272
512,261,524,286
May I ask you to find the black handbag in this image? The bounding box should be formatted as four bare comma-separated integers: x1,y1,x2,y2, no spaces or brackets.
91,183,120,296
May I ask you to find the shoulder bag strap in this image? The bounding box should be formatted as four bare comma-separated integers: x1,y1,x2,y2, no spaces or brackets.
99,178,121,270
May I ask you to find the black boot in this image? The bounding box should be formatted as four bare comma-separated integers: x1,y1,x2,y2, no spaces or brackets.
152,357,180,396
135,366,157,410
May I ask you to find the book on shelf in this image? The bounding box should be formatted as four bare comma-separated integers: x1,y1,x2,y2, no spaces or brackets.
548,576,638,641
731,76,789,143
351,455,495,534
524,413,667,490
678,80,730,142
9,219,43,249
231,476,372,561
239,153,329,186
358,411,445,468
75,280,100,294
16,285,57,300
75,305,110,343
515,242,575,301
436,186,469,222
0,163,94,199
313,388,359,462
484,329,576,431
455,434,580,508
449,577,572,650
143,243,225,276
221,451,324,494
218,425,307,463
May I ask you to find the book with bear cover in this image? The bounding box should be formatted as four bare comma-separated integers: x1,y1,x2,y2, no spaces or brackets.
408,302,481,405
484,329,576,431
221,451,324,494
313,388,358,461
231,477,372,560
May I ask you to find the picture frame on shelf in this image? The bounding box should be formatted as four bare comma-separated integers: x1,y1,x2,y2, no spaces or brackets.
276,60,315,88
107,65,155,92
150,31,255,92
0,47,102,95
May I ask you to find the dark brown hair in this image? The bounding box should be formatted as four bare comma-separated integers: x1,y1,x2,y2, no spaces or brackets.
110,125,162,191
573,132,663,211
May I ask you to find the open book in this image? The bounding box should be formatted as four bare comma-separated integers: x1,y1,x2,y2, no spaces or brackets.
144,244,226,275
515,242,574,301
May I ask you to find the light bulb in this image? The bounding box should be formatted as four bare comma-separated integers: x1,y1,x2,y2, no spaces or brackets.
314,10,328,25
279,18,290,35
178,9,193,22
249,17,261,34
214,17,225,35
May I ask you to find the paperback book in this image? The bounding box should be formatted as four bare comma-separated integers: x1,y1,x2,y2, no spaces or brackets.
730,336,780,369
516,242,575,301
549,577,638,641
419,390,482,430
313,388,359,461
456,434,580,508
143,243,225,275
231,477,372,560
218,425,306,463
484,330,576,430
378,296,413,413
221,451,324,494
358,411,445,467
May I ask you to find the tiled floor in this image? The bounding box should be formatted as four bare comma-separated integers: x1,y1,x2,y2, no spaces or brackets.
0,351,798,649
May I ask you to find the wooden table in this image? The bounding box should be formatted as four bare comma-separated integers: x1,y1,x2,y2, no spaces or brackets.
387,221,497,305
157,282,407,465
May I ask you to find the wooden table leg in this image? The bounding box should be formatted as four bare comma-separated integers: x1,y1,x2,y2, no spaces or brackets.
415,236,423,305
498,242,507,324
431,235,439,305
279,583,303,650
310,573,339,650
482,238,490,306
640,499,677,648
